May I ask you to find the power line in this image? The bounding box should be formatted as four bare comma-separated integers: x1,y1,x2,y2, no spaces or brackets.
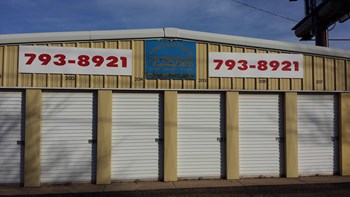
328,39,350,41
230,0,299,22
302,39,350,41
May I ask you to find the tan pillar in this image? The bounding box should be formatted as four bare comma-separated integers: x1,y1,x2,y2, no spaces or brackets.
24,89,41,187
340,93,350,176
164,91,177,181
226,92,239,179
96,90,112,184
284,92,298,178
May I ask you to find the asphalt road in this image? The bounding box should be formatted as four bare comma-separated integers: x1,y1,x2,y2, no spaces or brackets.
3,182,350,197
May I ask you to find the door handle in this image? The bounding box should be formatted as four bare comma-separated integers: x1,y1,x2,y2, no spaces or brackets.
275,137,285,142
331,136,338,141
155,138,163,143
88,139,97,144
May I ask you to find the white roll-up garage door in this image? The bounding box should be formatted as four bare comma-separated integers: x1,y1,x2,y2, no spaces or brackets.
298,94,338,176
0,92,23,184
41,92,95,183
239,94,283,177
178,93,224,179
112,93,162,181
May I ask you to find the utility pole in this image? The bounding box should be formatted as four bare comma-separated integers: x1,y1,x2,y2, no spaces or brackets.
315,21,329,47
291,0,350,47
310,0,329,47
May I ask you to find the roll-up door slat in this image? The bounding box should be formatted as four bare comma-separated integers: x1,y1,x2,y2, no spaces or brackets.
177,94,224,179
0,92,23,184
41,92,94,183
298,94,338,176
239,94,283,178
112,93,161,181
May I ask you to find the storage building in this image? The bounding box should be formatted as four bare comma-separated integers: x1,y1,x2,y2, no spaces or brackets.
0,28,349,187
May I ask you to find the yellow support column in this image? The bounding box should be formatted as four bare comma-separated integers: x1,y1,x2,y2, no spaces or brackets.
164,91,177,181
284,92,298,178
226,92,239,179
340,93,350,176
24,89,41,187
96,90,112,184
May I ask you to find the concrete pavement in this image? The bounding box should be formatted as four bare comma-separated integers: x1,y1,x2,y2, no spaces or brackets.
1,176,350,196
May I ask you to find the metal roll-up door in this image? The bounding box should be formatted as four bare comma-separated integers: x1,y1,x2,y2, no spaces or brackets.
239,94,283,177
0,92,23,184
41,92,95,183
112,93,162,181
298,94,338,176
177,93,224,179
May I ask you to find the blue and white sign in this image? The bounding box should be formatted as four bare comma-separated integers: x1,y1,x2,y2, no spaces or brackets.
145,40,196,80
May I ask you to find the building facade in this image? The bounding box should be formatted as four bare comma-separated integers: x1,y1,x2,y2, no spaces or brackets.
0,28,349,187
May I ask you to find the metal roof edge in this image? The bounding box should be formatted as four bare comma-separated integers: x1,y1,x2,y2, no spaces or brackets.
89,28,164,40
0,28,349,58
0,28,165,44
0,31,91,44
164,28,350,58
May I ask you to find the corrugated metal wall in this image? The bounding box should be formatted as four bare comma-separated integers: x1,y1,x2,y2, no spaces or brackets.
0,41,349,90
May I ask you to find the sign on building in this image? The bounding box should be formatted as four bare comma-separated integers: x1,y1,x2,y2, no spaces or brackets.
209,52,303,78
19,46,132,76
145,40,196,80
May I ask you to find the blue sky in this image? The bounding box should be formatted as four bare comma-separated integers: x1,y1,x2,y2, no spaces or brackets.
1,0,349,50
